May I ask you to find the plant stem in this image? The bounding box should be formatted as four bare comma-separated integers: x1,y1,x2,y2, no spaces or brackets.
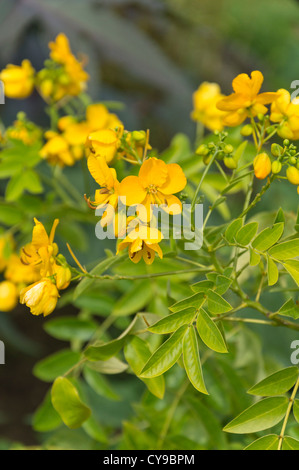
278,374,299,450
191,149,219,213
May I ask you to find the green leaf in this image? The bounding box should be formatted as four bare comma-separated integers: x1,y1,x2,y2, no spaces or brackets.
244,435,279,450
248,367,299,397
44,317,97,341
183,326,208,394
5,171,25,201
124,336,165,399
274,208,285,224
0,203,24,225
269,239,299,260
32,391,62,432
112,280,153,316
191,280,214,293
267,255,279,286
169,292,205,313
196,309,228,353
277,299,299,320
51,377,91,429
33,350,81,382
283,260,299,286
293,399,299,423
252,223,284,252
82,416,107,444
86,357,128,375
282,436,299,450
84,314,140,361
22,169,43,194
207,289,232,315
148,307,196,334
235,222,258,246
225,218,243,243
214,275,232,295
140,325,188,378
223,397,289,434
250,248,261,267
83,366,120,401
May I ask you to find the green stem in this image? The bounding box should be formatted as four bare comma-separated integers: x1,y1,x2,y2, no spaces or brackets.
278,374,299,450
191,149,219,213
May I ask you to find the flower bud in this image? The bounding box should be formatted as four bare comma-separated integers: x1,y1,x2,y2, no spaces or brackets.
224,156,237,169
272,161,282,174
289,156,297,165
271,143,283,157
241,125,253,136
195,144,209,156
286,166,299,185
253,153,272,180
223,144,234,154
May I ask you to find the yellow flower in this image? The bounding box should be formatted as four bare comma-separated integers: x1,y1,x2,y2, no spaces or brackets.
20,278,59,317
0,281,18,312
86,129,121,163
5,117,42,146
191,82,226,131
85,155,120,224
286,166,299,185
49,33,74,64
0,60,35,99
86,104,123,131
117,225,163,265
119,157,186,219
217,71,278,127
21,218,59,276
40,133,75,167
253,153,272,180
270,89,299,140
5,253,40,285
49,33,89,96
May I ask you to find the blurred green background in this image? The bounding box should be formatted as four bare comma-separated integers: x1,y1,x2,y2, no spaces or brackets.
0,0,299,447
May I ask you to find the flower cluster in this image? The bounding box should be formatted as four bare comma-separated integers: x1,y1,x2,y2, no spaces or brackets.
0,34,89,103
40,103,122,167
85,151,187,264
19,219,71,316
192,70,299,193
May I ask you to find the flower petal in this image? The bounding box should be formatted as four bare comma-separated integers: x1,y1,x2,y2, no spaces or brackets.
159,163,187,195
118,176,147,206
87,155,115,188
139,158,168,188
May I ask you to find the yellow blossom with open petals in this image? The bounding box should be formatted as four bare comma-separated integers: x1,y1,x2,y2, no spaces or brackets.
270,89,299,140
117,225,163,265
0,60,35,99
191,82,227,131
86,104,123,132
0,281,18,312
217,71,278,127
38,34,89,102
21,218,59,276
20,278,59,317
85,155,120,226
5,254,40,285
40,132,77,167
86,128,122,163
118,157,186,219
